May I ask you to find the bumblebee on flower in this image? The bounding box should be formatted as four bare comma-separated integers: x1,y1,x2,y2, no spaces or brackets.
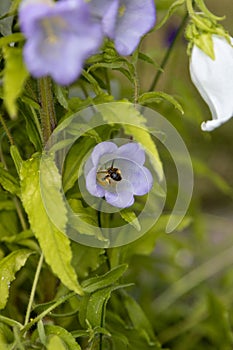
84,141,153,209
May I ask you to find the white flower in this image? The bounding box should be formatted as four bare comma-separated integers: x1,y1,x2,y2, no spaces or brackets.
189,35,233,131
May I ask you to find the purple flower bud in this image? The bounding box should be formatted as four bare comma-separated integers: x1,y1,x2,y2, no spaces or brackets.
84,141,153,208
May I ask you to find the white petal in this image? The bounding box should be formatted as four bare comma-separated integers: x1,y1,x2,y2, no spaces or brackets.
190,35,233,131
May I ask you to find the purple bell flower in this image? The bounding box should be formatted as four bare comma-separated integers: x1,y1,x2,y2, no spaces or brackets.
90,0,156,55
19,0,103,85
84,141,153,208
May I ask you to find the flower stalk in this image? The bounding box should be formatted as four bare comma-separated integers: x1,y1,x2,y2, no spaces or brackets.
38,76,56,144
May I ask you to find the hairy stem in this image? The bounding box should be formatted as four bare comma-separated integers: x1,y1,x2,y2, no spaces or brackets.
38,77,56,144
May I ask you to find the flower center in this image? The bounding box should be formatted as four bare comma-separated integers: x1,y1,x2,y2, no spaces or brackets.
118,4,126,17
41,17,67,44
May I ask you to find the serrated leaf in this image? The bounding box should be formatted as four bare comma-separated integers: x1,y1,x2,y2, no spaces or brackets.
138,91,184,114
3,46,29,119
0,163,20,196
82,264,128,293
120,209,141,231
0,249,32,309
20,155,83,295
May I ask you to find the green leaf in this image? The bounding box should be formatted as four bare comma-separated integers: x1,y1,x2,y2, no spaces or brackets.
10,145,23,176
81,264,128,293
155,0,185,30
120,209,141,231
0,249,32,309
0,163,20,196
80,284,128,328
123,293,159,346
45,325,81,350
62,136,96,193
20,155,83,295
53,83,68,110
71,242,105,279
138,91,184,114
47,335,67,350
0,33,24,47
3,46,29,119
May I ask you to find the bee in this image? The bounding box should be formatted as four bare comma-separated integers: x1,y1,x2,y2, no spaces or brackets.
96,160,122,186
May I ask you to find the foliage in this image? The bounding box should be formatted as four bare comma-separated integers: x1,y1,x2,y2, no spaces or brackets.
0,1,232,350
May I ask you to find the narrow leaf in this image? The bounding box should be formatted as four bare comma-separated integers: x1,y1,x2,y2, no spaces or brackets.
138,91,184,114
0,163,20,196
0,249,32,309
20,155,83,295
120,209,141,231
10,145,23,176
3,46,29,119
123,293,159,346
82,264,128,293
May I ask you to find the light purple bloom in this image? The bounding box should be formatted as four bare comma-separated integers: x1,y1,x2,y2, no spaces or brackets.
19,0,103,85
84,141,153,208
90,0,156,55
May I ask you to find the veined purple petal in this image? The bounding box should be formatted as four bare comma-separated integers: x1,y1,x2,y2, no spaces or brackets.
114,0,156,55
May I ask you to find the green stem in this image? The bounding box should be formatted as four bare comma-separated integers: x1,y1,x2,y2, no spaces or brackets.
21,291,76,335
38,77,56,144
0,114,14,145
13,197,27,231
149,10,189,91
24,253,44,328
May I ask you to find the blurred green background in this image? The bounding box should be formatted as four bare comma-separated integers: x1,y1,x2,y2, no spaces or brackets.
114,1,233,348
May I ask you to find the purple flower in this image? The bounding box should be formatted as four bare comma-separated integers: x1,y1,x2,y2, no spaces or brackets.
90,0,156,55
84,141,153,208
19,0,103,85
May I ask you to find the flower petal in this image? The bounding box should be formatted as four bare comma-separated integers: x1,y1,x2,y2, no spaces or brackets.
120,160,153,195
116,142,145,165
190,35,233,131
19,0,103,85
114,0,156,55
86,167,105,197
91,142,118,167
105,181,134,208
